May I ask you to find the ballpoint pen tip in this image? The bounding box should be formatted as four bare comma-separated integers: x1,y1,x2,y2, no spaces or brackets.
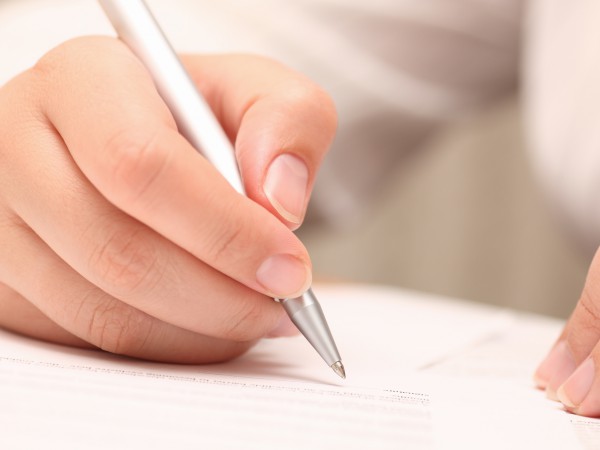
331,361,346,379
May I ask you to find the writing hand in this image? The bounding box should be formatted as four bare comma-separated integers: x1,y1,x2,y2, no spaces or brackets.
0,37,336,363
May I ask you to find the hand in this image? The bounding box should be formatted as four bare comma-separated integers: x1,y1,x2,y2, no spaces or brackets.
0,37,336,363
535,247,600,416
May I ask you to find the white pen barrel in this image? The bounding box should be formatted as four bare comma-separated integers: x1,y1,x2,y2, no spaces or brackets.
99,0,344,377
98,0,246,195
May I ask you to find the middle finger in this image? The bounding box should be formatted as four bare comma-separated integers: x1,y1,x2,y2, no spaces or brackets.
3,119,287,343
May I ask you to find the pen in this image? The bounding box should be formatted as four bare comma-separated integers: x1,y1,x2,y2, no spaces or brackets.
98,0,345,379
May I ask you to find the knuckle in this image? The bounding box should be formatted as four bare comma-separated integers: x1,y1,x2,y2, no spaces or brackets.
31,37,94,81
89,228,161,297
87,298,153,356
250,55,338,130
579,287,600,332
310,86,338,132
220,301,265,341
31,36,116,79
30,44,65,81
104,127,171,205
282,79,338,132
204,199,254,266
210,223,244,265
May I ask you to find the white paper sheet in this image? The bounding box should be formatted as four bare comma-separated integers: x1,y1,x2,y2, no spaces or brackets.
0,284,597,449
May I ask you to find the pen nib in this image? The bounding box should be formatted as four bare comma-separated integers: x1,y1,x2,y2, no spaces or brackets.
331,361,346,379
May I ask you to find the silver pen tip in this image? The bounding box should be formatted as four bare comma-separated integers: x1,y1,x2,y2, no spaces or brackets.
331,361,346,379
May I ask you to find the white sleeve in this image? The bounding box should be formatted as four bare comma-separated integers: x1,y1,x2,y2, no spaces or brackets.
524,0,600,250
0,0,523,226
285,0,524,224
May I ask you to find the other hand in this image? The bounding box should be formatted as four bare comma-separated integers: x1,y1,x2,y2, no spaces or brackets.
535,246,600,416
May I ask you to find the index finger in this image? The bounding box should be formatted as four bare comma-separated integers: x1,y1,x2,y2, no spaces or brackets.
181,54,337,228
36,36,312,299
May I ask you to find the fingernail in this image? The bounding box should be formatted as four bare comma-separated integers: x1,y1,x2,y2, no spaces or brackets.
267,313,299,338
557,358,595,409
263,154,309,226
256,254,312,298
535,353,555,389
535,341,567,388
541,341,577,400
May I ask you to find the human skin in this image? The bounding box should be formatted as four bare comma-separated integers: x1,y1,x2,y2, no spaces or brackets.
0,36,336,364
3,34,599,420
535,247,600,417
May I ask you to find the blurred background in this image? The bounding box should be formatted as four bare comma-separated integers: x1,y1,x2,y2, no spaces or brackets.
299,97,589,318
0,0,592,318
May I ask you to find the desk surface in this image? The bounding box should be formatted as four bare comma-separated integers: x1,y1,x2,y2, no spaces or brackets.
0,284,596,449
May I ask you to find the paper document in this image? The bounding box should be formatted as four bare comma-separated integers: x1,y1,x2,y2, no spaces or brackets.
1,284,598,449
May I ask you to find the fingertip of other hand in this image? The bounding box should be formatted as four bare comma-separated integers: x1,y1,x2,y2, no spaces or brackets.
534,341,577,399
557,357,596,415
534,373,549,390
